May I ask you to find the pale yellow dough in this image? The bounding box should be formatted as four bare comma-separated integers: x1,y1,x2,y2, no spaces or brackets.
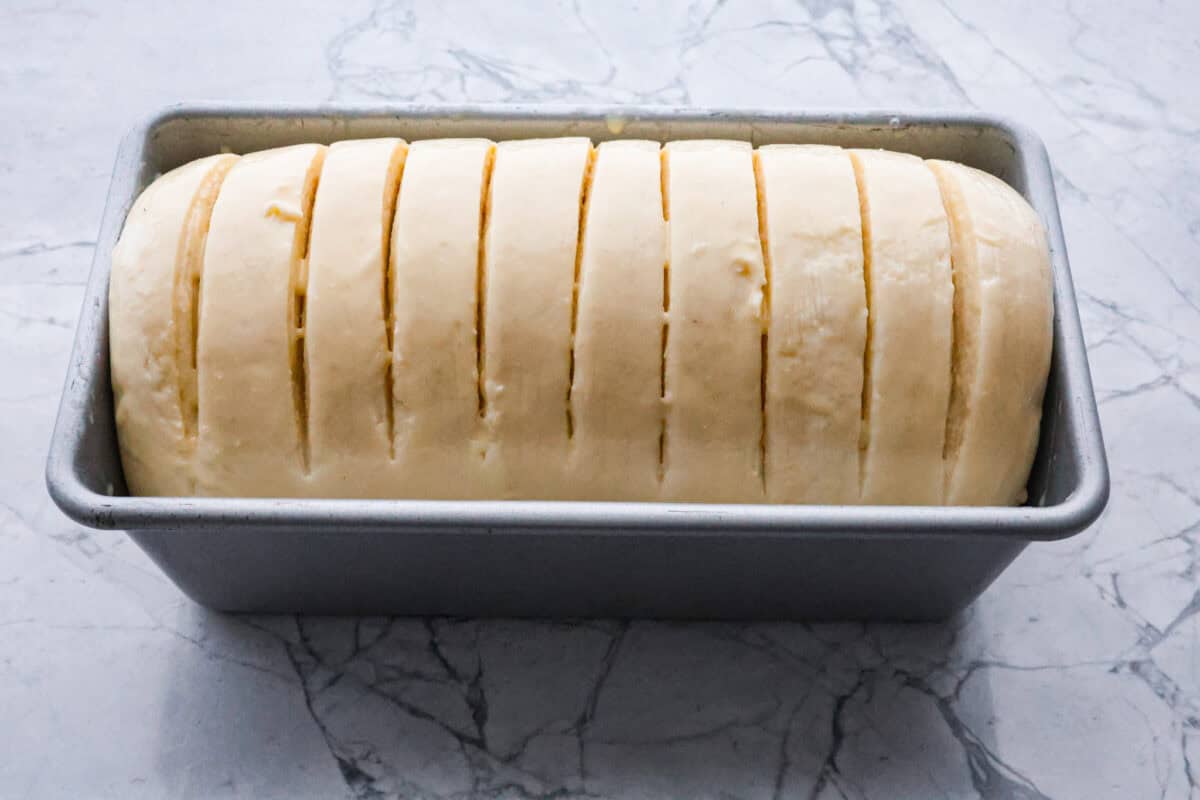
929,160,1053,505
109,154,237,496
757,145,867,504
305,138,406,497
480,137,593,499
111,137,1053,507
389,138,495,499
195,144,326,497
850,148,954,505
661,140,766,502
564,140,666,500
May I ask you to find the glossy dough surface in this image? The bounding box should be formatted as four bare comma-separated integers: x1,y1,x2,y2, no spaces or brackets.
111,138,1053,506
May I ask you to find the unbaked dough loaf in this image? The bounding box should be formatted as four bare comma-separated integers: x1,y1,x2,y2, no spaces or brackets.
111,136,1052,507
479,137,593,499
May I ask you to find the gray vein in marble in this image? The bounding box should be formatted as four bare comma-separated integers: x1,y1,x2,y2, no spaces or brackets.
3,0,1200,798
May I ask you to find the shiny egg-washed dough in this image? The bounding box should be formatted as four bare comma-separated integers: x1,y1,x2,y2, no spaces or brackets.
112,138,1052,506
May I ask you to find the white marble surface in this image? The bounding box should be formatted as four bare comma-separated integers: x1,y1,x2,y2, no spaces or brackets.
2,1,1198,797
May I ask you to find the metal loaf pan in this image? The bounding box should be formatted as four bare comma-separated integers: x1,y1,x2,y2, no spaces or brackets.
45,105,1109,620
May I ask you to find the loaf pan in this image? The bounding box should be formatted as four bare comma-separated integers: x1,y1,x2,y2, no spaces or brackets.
45,104,1109,620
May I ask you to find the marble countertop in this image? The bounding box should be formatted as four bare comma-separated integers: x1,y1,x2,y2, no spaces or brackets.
3,1,1198,797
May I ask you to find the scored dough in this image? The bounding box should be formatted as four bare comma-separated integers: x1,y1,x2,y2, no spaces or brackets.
928,160,1053,506
390,138,495,499
305,138,406,497
661,140,766,503
111,138,1053,507
195,143,326,497
758,145,867,504
480,137,593,499
850,148,954,505
564,140,666,500
110,153,238,496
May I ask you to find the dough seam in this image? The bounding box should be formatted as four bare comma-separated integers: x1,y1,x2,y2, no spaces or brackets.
929,163,966,478
752,150,771,494
848,151,873,495
475,145,497,432
174,156,237,448
289,149,327,474
381,143,408,461
657,146,670,483
566,145,597,441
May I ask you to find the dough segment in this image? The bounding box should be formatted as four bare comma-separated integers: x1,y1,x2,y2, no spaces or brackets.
563,140,666,500
758,144,867,504
305,138,407,497
850,148,954,505
389,138,495,498
479,137,593,499
195,143,326,497
929,159,1053,505
660,140,766,503
110,153,238,496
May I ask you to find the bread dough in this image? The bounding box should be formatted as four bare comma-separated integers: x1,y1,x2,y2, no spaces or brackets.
389,138,495,499
196,144,326,497
480,137,593,499
305,138,406,497
661,140,766,502
564,140,666,500
110,154,238,496
758,145,867,504
929,159,1053,505
850,148,954,505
